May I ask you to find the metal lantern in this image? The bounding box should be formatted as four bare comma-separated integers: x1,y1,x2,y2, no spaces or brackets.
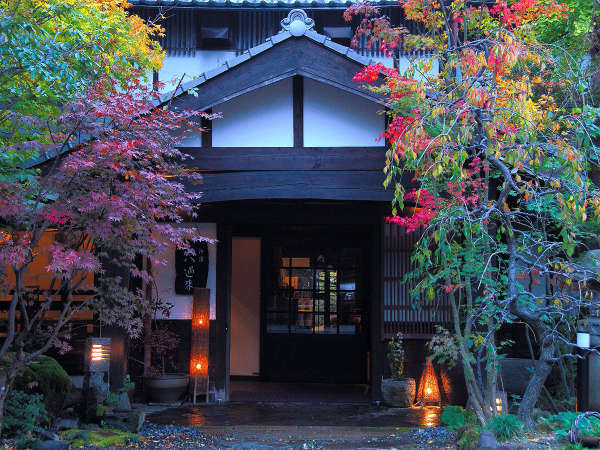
86,337,111,373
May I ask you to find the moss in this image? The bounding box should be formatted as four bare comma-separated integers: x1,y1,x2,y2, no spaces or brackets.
458,426,481,450
14,355,71,418
61,429,141,447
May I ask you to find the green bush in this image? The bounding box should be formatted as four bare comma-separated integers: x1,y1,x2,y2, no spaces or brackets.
387,332,405,380
61,428,141,447
3,389,48,439
14,355,71,420
458,426,481,450
541,412,600,439
441,406,477,431
485,414,522,442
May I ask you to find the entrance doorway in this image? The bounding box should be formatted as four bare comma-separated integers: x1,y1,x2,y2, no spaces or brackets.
228,225,371,400
261,225,370,384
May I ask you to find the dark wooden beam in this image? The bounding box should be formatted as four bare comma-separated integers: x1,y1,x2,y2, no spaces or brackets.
194,200,392,225
186,170,411,203
180,146,387,171
293,76,303,147
201,108,212,148
214,223,232,399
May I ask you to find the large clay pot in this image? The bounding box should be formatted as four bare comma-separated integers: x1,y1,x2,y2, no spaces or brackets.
144,374,189,403
381,377,416,407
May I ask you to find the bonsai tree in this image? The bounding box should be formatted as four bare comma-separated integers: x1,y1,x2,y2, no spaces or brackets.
387,332,406,380
148,327,181,377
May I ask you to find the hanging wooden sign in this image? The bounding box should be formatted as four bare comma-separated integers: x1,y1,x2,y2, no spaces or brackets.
175,241,209,295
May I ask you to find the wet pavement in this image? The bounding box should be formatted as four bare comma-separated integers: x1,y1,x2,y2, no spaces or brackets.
146,402,441,428
142,397,448,448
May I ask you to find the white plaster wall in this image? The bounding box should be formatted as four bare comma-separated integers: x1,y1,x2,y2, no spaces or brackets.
153,223,217,320
230,238,261,376
303,78,384,147
159,51,236,92
212,78,294,147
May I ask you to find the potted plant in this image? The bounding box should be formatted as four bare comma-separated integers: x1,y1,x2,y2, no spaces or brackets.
143,327,189,403
381,332,416,407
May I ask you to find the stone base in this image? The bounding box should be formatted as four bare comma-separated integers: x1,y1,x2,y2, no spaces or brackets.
381,378,416,408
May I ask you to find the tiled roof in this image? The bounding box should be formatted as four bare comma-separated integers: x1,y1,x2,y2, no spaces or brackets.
130,0,398,7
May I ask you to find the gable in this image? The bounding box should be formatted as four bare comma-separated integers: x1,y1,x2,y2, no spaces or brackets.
168,34,385,113
303,78,384,147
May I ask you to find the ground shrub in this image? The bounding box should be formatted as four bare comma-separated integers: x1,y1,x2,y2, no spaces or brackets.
540,412,600,439
61,428,141,447
13,355,71,420
458,426,481,450
485,414,521,442
441,406,476,431
2,389,48,444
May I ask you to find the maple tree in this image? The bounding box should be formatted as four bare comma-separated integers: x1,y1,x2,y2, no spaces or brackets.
0,0,163,181
348,0,599,427
0,74,211,429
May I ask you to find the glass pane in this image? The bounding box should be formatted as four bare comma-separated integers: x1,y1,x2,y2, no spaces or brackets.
291,257,311,268
329,271,337,290
279,268,292,288
267,312,289,333
316,270,327,292
292,268,313,290
339,267,357,291
267,293,289,312
340,292,360,334
313,314,325,333
314,297,325,313
329,291,337,313
280,257,291,267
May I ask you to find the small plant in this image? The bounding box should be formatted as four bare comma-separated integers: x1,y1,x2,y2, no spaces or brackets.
2,389,48,439
387,332,405,380
541,411,600,439
441,405,476,431
120,374,135,393
485,414,521,442
458,425,481,450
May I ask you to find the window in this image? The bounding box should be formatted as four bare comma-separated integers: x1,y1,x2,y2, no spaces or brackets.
267,248,364,335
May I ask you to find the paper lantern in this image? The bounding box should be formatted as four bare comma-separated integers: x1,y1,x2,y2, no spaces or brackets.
416,358,441,407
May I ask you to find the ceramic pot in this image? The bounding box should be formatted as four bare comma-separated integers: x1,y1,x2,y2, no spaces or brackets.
381,377,416,407
144,374,189,403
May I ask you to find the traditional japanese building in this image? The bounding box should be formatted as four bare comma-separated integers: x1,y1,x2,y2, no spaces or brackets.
11,1,460,404
121,1,456,402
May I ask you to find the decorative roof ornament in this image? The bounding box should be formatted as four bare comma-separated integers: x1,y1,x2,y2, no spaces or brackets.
280,9,315,37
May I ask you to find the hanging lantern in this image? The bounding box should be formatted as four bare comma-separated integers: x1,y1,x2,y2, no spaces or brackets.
86,337,111,373
416,358,441,407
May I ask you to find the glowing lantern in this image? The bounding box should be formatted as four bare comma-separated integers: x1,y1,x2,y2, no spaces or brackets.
86,337,111,373
190,288,210,403
416,358,441,407
491,391,508,415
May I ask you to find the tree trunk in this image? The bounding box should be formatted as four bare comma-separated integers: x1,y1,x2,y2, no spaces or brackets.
518,342,554,429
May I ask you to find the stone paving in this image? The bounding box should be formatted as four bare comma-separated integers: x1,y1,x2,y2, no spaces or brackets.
140,403,451,449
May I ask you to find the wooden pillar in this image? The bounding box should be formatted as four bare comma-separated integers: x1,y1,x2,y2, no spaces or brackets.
370,220,384,400
214,223,232,400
